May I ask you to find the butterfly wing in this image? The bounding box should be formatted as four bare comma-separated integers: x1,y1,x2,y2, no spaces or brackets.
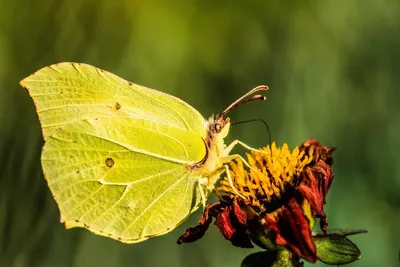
20,63,207,242
23,63,207,139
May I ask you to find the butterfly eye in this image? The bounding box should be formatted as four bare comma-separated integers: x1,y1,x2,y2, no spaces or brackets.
214,123,222,133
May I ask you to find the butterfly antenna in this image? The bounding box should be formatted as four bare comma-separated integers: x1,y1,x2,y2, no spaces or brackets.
218,85,269,119
231,118,273,157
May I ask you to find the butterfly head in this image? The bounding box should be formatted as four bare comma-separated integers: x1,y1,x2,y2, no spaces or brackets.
208,116,231,139
195,86,269,176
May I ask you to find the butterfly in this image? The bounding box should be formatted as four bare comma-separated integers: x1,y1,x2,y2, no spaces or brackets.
20,62,268,243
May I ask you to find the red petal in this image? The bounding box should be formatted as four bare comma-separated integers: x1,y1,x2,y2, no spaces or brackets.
297,160,334,232
215,204,253,248
299,139,335,165
177,202,222,244
263,199,317,262
315,161,334,204
216,207,236,239
233,198,247,226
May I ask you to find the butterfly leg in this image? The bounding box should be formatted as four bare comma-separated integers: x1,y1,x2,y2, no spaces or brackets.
221,154,261,175
223,164,246,199
198,178,208,209
224,139,261,156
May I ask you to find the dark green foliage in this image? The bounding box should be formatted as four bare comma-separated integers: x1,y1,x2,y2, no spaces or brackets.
242,251,279,267
314,234,360,265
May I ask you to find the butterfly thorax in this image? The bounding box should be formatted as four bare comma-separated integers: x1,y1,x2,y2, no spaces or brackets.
189,116,230,181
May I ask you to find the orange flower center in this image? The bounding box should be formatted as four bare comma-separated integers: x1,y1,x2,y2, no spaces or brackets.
217,142,312,209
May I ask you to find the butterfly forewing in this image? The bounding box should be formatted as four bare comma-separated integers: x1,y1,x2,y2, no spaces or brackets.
20,63,208,242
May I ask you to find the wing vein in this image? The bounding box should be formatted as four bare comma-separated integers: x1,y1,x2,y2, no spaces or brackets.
97,184,131,231
96,71,193,131
70,131,191,165
59,182,104,215
121,174,187,237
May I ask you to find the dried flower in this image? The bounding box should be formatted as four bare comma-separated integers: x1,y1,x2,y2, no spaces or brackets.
178,139,336,263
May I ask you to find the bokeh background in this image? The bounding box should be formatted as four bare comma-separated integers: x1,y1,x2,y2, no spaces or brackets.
1,0,399,266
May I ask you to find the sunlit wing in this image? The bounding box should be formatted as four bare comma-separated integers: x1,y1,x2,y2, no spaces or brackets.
43,128,202,242
20,62,208,242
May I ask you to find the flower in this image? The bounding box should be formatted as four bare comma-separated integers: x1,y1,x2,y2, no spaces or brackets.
177,139,335,263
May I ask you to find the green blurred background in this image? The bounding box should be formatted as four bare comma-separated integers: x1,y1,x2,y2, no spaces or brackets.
0,0,399,266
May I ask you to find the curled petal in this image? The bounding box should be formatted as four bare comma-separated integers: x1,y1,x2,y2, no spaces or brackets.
177,202,223,244
314,160,334,204
297,160,334,232
300,139,335,165
215,201,253,248
233,198,247,226
263,199,317,262
216,207,236,239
